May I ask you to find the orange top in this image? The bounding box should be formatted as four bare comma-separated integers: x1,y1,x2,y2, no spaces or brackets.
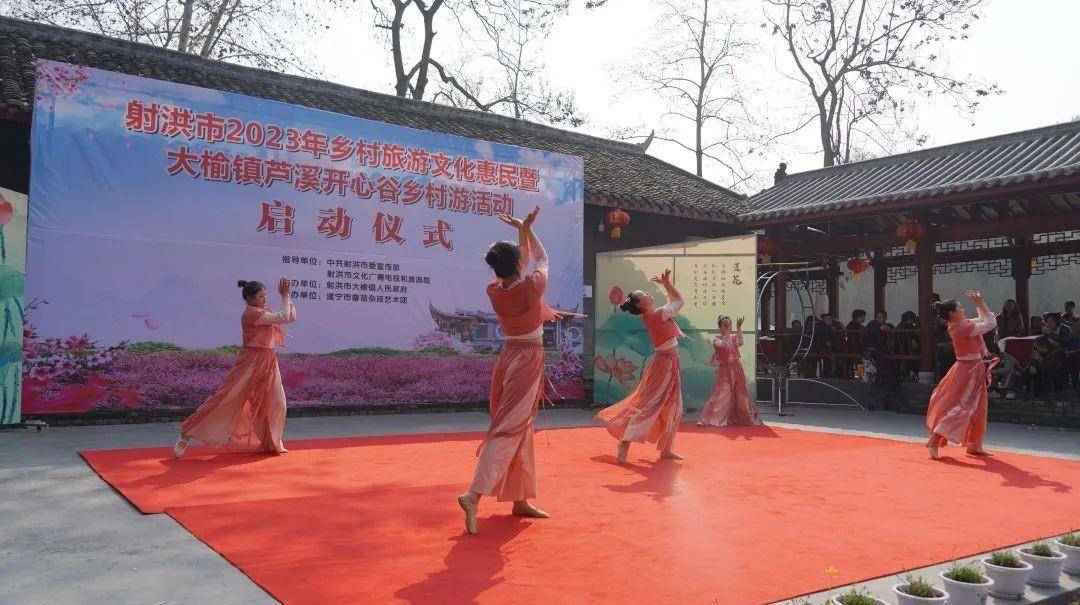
241,296,295,349
948,309,997,361
642,307,683,349
487,270,556,337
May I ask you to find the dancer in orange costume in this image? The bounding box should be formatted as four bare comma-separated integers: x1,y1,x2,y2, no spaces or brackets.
925,290,998,459
697,315,761,427
458,205,555,535
173,278,296,457
595,268,686,463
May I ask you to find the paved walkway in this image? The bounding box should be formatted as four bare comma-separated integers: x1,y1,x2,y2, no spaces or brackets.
1,406,1075,604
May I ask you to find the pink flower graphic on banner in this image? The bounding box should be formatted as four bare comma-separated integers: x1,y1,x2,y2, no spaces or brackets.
594,353,636,388
608,286,624,307
34,62,89,109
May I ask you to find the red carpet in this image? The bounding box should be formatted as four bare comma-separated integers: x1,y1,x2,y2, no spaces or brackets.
81,425,1080,604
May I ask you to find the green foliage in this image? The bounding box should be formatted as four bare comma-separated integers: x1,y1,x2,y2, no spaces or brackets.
1059,533,1080,547
988,551,1023,568
216,345,242,354
415,345,458,356
128,341,184,352
592,376,628,406
898,575,943,599
1026,543,1057,558
835,588,878,605
943,563,985,584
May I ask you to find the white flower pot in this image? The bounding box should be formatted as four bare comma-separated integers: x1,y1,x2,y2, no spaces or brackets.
891,583,948,605
1054,539,1080,576
1018,547,1066,586
938,570,992,605
981,558,1032,600
829,595,887,605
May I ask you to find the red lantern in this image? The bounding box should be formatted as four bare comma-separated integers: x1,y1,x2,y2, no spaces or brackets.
757,236,776,263
847,257,869,280
604,208,630,238
0,195,11,227
895,220,925,252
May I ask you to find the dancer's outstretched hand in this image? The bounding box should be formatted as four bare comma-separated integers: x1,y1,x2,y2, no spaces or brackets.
497,213,524,230
278,277,291,297
650,269,672,285
736,316,745,329
523,205,540,229
965,290,983,304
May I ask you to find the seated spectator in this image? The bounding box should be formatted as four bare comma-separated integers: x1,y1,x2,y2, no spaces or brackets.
1029,315,1043,336
897,311,920,381
819,312,846,377
988,342,1023,400
1064,301,1079,334
1026,336,1069,395
997,299,1026,340
1042,313,1077,350
846,309,867,355
864,310,893,352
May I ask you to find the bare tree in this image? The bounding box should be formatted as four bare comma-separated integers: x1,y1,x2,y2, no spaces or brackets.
4,0,342,74
369,0,595,125
765,0,999,167
623,0,762,186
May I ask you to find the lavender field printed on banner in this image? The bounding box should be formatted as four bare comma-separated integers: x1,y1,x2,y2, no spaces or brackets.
22,339,584,414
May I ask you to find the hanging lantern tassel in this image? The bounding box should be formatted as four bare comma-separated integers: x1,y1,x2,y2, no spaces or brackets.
846,256,869,281
896,220,926,253
1030,258,1037,270
603,208,630,239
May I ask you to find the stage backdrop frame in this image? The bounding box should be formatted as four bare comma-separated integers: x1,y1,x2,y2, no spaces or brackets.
25,60,584,416
593,235,758,408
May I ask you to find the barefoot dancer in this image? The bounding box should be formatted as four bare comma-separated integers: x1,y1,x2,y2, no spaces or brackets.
174,278,296,457
925,290,998,459
595,269,686,463
458,206,554,535
698,315,761,427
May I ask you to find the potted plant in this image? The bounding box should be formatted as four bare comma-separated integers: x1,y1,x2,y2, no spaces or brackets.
892,574,948,605
829,587,886,605
981,550,1032,600
1055,533,1080,576
1018,542,1067,586
938,563,993,605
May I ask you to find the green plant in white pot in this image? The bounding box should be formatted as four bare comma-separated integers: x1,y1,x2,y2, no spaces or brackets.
892,574,948,605
829,587,886,605
982,550,1032,600
939,563,992,605
1018,542,1066,586
1055,533,1080,576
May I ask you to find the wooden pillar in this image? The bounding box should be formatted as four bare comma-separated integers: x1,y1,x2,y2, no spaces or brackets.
871,251,887,316
766,226,788,359
826,262,840,318
916,234,936,378
1012,235,1032,324
760,280,772,332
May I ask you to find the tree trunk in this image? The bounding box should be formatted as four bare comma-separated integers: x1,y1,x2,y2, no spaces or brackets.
177,0,195,53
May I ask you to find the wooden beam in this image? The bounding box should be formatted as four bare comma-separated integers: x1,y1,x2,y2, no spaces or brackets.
767,225,789,333
797,210,1080,259
826,262,840,318
1012,236,1032,322
872,252,887,316
881,239,1080,266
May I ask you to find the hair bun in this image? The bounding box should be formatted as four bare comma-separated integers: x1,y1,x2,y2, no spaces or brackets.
237,280,248,288
619,298,632,312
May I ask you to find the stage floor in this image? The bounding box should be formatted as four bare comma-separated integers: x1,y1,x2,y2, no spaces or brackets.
81,423,1080,605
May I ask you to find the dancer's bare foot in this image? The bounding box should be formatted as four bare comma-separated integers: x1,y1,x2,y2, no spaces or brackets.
173,437,188,458
660,450,685,460
512,500,550,519
696,420,705,427
616,441,630,464
927,441,940,460
457,493,479,534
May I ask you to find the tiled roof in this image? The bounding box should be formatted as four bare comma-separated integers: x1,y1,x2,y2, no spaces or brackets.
0,17,746,221
744,121,1080,221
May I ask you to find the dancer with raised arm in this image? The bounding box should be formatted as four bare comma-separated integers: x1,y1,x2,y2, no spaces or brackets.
595,269,686,464
458,205,555,535
925,290,998,460
174,278,296,457
698,315,761,427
